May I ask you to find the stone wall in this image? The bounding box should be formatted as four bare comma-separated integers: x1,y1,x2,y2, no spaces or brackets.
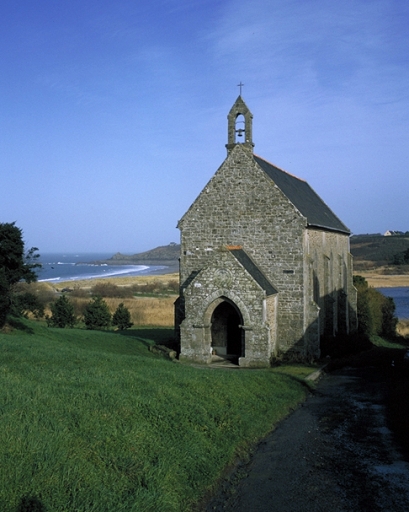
305,228,357,340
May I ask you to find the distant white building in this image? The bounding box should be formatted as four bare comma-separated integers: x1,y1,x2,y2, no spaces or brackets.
384,230,404,236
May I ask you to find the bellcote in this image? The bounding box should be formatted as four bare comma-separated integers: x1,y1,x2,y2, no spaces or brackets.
226,95,254,155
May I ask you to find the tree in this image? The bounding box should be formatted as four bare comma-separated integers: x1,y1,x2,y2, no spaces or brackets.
0,222,41,327
381,296,398,338
83,296,111,330
112,302,133,330
353,275,398,339
392,247,409,265
47,295,76,328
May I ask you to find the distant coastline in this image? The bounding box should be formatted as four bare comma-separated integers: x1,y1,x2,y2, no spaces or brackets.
88,243,180,268
37,251,178,283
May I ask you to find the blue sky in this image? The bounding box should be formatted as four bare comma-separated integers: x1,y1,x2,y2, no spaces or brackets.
1,0,408,253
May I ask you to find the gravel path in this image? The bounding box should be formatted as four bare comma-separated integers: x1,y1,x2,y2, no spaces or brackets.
205,366,409,512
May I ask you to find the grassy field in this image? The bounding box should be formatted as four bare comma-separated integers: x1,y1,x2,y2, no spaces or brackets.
26,274,180,327
0,319,314,512
356,272,409,288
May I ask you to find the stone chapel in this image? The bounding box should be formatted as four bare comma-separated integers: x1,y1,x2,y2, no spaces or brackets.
175,96,357,367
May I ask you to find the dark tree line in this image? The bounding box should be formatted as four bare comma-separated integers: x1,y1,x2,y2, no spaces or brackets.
0,222,41,327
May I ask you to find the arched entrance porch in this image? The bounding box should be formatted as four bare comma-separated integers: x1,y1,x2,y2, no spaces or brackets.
210,299,244,363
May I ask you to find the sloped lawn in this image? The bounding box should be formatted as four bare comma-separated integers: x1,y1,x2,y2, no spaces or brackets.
0,320,309,512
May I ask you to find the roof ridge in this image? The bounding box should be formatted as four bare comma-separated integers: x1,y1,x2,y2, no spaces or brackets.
253,154,306,183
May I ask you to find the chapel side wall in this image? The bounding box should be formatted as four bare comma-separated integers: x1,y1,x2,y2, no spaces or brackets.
178,145,306,354
305,228,356,336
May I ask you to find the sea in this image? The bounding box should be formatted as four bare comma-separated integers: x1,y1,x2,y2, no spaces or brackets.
377,287,409,320
36,253,170,283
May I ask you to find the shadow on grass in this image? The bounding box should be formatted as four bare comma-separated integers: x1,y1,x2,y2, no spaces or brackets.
116,328,176,350
16,495,46,512
6,316,34,334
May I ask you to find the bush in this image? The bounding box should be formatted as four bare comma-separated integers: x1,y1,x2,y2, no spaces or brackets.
69,285,89,298
131,279,179,295
90,282,133,298
83,296,111,330
47,295,75,328
392,247,409,265
353,275,398,339
112,303,133,330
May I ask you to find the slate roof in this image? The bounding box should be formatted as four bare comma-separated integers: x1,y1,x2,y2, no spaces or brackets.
254,155,350,234
229,248,278,296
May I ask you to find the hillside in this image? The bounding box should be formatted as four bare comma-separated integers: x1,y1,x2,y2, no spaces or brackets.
0,319,310,512
94,243,180,266
351,234,409,271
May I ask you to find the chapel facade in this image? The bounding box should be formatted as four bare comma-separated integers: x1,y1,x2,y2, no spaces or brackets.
175,96,357,367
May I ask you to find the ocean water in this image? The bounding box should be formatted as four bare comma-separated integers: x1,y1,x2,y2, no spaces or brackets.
377,287,409,320
36,253,168,283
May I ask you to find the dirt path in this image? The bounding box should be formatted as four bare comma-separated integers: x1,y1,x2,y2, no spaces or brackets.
205,367,409,512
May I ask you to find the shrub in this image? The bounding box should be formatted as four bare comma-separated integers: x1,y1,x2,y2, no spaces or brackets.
83,296,111,330
90,282,133,298
392,247,409,265
69,285,89,298
112,302,133,330
353,275,398,339
131,279,179,296
47,295,75,328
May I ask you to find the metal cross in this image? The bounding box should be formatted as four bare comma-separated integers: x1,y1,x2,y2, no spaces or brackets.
237,81,244,95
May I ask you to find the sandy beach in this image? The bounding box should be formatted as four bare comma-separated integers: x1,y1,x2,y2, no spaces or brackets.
51,271,179,290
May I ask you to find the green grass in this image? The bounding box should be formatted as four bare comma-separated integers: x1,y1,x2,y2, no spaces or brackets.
370,334,408,349
0,320,309,512
271,363,321,379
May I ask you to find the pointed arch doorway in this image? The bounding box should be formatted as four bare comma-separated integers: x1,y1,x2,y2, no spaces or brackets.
210,299,244,363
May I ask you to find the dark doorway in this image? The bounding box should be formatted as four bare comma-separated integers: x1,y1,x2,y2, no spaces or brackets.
211,300,243,361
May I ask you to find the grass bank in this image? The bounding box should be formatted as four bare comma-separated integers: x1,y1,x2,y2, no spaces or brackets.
0,320,312,512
